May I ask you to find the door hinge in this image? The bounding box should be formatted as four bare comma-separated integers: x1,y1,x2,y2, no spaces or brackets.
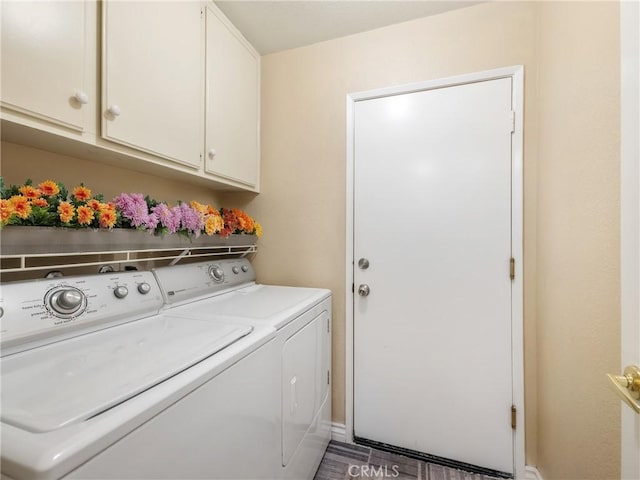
327,318,330,333
511,405,517,429
510,110,516,133
510,258,515,281
327,370,330,385
352,283,355,293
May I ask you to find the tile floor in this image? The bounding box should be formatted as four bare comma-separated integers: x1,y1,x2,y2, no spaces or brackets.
313,441,501,480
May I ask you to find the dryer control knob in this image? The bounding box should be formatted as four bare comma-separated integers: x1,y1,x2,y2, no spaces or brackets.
241,265,249,272
137,282,151,295
114,286,129,299
232,266,240,274
49,288,85,316
208,265,224,283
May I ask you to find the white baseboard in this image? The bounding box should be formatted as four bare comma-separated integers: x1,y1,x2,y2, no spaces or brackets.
331,422,347,443
524,466,543,480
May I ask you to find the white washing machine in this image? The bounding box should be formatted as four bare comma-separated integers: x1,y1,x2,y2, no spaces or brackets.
152,258,333,480
0,269,281,480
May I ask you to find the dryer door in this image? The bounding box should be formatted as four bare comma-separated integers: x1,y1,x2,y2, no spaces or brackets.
282,312,326,466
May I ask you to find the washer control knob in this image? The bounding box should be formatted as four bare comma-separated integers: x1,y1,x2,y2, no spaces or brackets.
241,265,249,273
232,266,240,274
208,265,224,283
114,286,129,299
137,282,151,295
45,270,64,279
49,288,85,315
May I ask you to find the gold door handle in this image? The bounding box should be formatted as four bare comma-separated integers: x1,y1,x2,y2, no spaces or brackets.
607,365,640,414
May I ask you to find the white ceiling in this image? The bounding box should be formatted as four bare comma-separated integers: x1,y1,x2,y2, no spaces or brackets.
214,1,482,55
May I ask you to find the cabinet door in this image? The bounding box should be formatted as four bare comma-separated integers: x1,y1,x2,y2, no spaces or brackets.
1,0,89,131
205,6,260,188
102,1,203,168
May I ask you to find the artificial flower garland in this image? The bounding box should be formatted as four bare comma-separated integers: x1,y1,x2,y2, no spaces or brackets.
0,178,262,239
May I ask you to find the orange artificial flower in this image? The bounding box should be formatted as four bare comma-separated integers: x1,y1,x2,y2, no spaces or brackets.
72,186,92,202
232,208,255,233
38,180,60,197
19,185,41,200
98,209,117,228
204,214,224,236
57,202,75,223
87,199,102,211
32,197,49,208
206,205,219,216
0,199,14,224
8,195,31,220
190,201,208,216
99,202,115,213
77,206,95,225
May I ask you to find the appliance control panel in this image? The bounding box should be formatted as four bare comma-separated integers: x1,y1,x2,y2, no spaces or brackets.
153,258,255,306
0,271,163,355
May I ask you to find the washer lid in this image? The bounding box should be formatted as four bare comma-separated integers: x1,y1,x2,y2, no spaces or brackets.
0,315,251,433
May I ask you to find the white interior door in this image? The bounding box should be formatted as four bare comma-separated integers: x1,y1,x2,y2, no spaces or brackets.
353,77,517,476
620,2,640,478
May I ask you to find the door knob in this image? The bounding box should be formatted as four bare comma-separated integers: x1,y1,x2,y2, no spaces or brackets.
607,365,640,414
358,258,370,270
358,284,370,297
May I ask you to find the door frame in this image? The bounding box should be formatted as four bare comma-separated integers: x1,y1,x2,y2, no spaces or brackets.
345,65,525,479
621,2,640,479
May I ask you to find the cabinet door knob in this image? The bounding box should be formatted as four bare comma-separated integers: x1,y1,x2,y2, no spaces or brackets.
74,91,89,105
107,105,121,116
208,149,217,159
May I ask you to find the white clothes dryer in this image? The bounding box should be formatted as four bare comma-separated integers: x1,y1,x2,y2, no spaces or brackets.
153,258,333,480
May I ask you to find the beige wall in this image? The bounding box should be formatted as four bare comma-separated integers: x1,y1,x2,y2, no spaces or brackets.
535,2,621,479
1,141,223,206
224,2,621,478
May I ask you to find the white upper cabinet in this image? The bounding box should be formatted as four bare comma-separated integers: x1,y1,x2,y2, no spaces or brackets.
205,5,260,189
1,1,259,191
1,0,91,131
102,1,204,169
